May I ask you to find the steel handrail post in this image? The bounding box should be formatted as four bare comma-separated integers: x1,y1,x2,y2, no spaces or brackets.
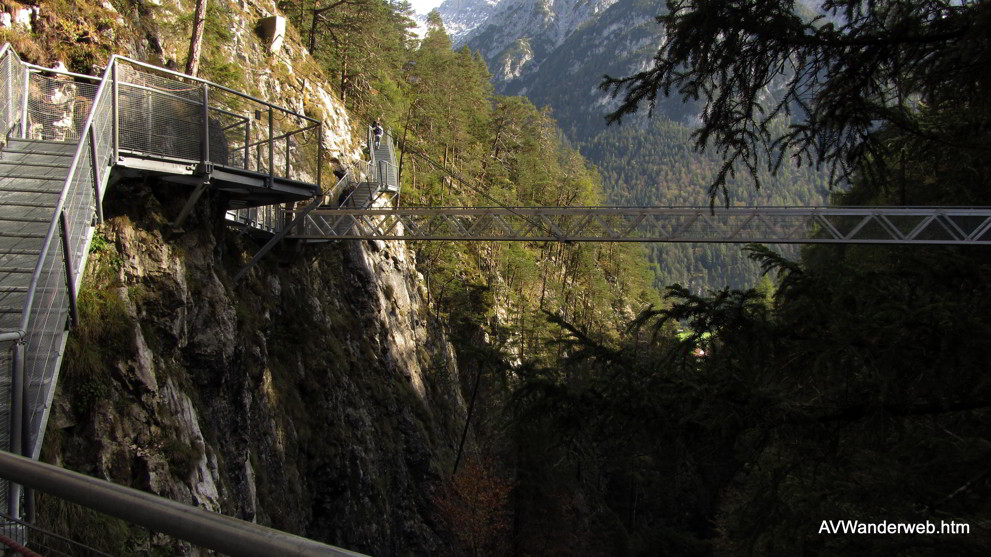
8,341,24,517
201,83,210,165
111,61,118,163
316,123,323,194
267,106,273,180
285,134,290,177
59,211,79,327
88,126,104,223
19,67,28,138
243,118,250,169
6,52,12,133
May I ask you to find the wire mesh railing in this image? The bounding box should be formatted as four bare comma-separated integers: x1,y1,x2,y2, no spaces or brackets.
0,45,25,139
20,60,113,465
24,74,98,143
112,58,322,185
2,511,113,556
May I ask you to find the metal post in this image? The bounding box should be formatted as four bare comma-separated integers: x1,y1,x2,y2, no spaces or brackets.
112,61,119,162
285,135,290,177
6,56,12,133
8,342,24,518
89,127,104,223
244,119,250,169
267,107,273,181
202,84,210,165
316,125,323,193
19,68,29,139
24,487,34,523
59,211,79,328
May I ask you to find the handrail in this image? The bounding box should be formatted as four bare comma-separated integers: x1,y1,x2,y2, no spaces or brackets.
14,55,118,338
115,55,319,124
1,511,114,556
0,450,367,557
21,62,101,82
241,122,320,152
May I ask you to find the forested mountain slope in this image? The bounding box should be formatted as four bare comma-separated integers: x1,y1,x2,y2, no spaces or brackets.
459,0,832,289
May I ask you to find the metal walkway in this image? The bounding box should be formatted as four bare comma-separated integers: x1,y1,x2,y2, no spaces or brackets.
291,205,991,244
0,43,335,545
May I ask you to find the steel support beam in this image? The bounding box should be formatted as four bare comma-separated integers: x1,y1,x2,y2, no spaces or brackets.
282,206,991,245
172,179,210,228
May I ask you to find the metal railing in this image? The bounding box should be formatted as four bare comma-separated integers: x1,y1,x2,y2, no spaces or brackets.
112,58,322,185
0,45,24,139
0,450,366,556
0,46,330,523
289,205,991,243
1,511,113,556
15,54,113,479
0,46,116,524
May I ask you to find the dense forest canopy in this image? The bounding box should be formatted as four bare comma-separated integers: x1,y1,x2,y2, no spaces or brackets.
603,0,991,204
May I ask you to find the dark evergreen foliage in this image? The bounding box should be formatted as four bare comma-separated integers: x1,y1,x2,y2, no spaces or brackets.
602,0,991,201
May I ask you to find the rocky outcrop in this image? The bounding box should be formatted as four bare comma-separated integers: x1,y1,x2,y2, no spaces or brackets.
44,176,468,554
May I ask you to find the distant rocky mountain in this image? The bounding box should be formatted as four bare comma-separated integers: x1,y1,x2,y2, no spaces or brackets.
435,0,503,44
448,0,831,290
459,0,620,86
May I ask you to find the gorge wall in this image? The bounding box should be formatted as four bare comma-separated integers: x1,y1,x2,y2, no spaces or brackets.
1,0,476,553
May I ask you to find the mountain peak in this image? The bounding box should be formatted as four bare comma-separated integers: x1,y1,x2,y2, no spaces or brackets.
436,0,504,45
460,0,620,87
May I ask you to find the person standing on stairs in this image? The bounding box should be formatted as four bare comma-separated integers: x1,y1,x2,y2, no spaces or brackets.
373,120,384,149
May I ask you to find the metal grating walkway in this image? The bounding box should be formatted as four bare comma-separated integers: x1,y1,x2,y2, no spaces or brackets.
0,43,331,528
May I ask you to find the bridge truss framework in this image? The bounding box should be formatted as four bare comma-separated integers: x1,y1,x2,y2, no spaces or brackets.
288,206,991,245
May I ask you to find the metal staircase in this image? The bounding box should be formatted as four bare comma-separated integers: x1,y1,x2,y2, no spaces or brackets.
368,127,399,194
0,43,329,535
0,139,73,335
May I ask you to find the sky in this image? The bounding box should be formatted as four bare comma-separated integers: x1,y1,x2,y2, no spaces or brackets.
408,0,445,15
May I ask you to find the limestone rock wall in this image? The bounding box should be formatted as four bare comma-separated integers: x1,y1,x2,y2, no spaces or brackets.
44,179,467,555
20,0,470,554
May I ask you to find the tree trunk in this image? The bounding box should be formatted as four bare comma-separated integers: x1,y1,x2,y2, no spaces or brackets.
185,0,208,76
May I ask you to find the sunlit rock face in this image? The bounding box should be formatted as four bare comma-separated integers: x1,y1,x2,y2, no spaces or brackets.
33,1,471,554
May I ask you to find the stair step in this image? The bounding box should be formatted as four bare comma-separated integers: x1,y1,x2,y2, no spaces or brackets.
0,286,28,293
0,231,45,240
0,191,63,208
0,267,35,274
0,205,57,221
1,148,75,158
3,144,78,157
0,173,67,186
0,162,71,180
0,184,63,194
6,138,78,148
0,248,41,257
0,215,50,224
0,306,24,314
0,151,75,166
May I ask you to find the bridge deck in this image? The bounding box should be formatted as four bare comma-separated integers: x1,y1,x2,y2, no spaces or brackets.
286,206,991,245
117,153,319,208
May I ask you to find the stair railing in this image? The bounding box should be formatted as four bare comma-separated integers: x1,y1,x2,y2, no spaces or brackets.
14,55,117,480
0,45,24,140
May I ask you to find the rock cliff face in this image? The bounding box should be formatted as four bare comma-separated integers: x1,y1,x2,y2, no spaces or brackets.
45,178,468,555
9,0,472,554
